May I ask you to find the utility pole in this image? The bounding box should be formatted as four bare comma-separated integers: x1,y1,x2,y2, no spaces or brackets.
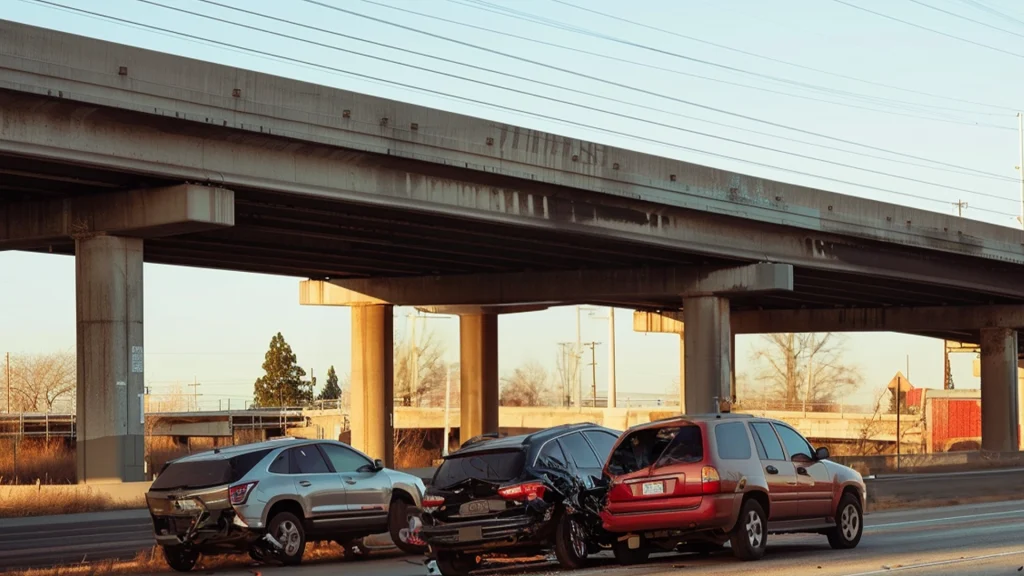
5,352,10,414
1018,112,1024,229
607,307,617,408
188,376,201,412
575,307,582,408
557,342,577,407
952,199,967,217
583,341,600,407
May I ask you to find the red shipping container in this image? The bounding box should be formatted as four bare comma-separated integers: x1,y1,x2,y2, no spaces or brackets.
927,396,981,452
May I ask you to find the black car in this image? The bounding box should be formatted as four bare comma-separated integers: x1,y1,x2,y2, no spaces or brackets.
420,423,621,576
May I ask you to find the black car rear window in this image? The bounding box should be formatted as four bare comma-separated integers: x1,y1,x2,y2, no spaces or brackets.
607,425,703,475
152,449,272,490
433,449,525,488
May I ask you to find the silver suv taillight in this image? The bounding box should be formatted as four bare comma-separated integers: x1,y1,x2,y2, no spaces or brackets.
229,481,259,505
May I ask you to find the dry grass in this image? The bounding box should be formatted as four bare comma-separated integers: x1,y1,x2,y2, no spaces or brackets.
0,484,145,518
0,439,76,485
4,541,359,576
868,493,1024,513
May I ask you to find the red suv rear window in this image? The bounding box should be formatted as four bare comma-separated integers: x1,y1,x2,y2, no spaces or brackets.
607,425,703,475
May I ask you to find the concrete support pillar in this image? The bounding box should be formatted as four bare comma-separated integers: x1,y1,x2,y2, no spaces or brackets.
979,327,1020,453
678,329,686,411
76,235,145,483
682,296,732,415
460,314,499,444
351,305,394,467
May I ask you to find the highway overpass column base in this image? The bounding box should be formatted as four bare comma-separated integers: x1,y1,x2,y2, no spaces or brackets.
980,327,1020,453
459,313,499,444
75,235,145,483
351,304,394,467
682,296,731,415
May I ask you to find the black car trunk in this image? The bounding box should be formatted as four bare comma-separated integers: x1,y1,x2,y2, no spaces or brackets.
430,448,527,523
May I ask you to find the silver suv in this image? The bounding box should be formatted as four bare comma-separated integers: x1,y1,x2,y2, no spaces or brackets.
145,438,426,572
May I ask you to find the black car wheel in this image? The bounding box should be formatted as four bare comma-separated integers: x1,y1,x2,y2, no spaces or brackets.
268,511,306,566
827,493,863,550
435,552,481,576
162,545,199,572
612,539,650,566
553,513,589,569
730,498,767,561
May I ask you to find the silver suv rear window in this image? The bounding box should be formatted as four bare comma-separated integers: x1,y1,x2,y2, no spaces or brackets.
152,449,271,490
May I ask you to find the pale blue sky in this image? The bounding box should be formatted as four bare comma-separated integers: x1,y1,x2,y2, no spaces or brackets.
3,0,1020,408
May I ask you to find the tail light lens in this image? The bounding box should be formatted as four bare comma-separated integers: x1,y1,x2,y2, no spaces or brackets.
422,495,446,509
229,481,258,505
497,481,547,501
701,466,721,494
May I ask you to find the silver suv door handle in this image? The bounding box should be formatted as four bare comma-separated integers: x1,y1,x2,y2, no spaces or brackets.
299,480,312,487
344,478,357,485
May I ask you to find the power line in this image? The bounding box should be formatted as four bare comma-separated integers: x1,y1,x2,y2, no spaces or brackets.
547,0,1017,113
26,0,1018,218
907,0,1024,39
156,0,1021,202
353,0,1004,123
958,0,1024,28
325,0,1020,178
831,0,1024,60
354,1,1022,181
448,0,1008,124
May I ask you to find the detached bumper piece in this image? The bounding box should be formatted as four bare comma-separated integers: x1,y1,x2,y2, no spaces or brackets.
152,509,259,552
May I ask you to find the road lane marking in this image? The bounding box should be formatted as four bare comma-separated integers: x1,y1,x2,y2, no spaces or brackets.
840,549,1024,575
866,509,1024,530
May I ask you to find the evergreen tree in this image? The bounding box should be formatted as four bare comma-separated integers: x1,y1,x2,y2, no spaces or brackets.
253,332,312,407
318,365,342,401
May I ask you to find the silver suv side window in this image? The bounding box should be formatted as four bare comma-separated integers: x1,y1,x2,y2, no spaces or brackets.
293,445,331,474
269,451,291,474
320,443,371,473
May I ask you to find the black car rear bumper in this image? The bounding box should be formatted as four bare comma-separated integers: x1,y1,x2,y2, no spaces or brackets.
421,515,547,553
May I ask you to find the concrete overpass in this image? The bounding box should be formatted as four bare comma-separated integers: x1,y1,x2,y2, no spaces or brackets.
2,20,1023,480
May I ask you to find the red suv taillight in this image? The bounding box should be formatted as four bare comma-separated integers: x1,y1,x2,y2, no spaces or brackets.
497,481,547,501
229,481,258,505
701,466,721,494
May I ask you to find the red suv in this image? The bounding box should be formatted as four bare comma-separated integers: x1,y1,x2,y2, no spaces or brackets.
600,414,865,563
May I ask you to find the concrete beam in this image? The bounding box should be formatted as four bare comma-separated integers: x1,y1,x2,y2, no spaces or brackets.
299,263,792,307
415,304,552,315
0,184,234,248
634,305,1024,334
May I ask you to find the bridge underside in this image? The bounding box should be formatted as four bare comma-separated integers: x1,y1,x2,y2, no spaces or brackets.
4,88,1024,475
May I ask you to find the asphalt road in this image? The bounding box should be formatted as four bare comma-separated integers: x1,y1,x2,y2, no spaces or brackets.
181,500,1024,576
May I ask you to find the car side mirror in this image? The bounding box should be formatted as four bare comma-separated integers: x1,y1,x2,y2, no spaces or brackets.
373,458,385,472
815,446,830,461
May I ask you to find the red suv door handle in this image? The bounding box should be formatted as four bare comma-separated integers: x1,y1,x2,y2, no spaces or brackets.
765,465,779,475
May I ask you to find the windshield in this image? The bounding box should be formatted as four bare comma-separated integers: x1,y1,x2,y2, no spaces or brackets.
151,449,271,490
433,449,525,489
607,425,703,475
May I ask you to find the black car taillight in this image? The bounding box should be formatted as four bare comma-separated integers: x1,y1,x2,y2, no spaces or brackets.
229,481,258,505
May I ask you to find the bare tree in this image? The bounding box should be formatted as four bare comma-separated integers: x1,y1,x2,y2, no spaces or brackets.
500,360,554,407
394,330,452,408
8,351,76,413
751,333,861,411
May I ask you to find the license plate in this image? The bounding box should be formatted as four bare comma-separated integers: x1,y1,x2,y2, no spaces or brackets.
175,499,199,511
457,526,482,542
641,481,664,496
